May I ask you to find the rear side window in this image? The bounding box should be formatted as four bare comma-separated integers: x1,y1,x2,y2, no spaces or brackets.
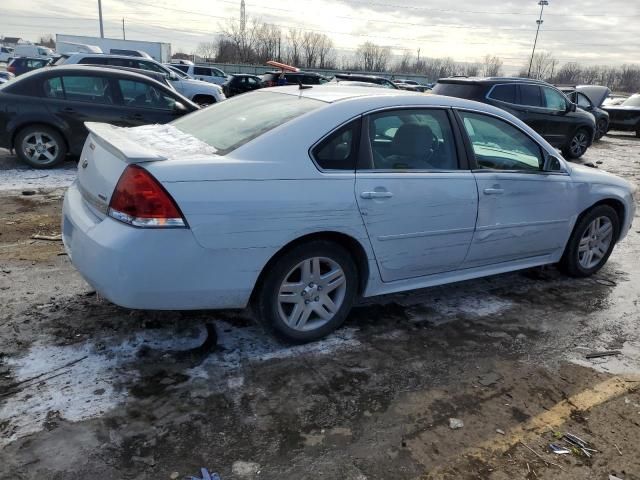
172,64,189,73
79,56,107,65
61,76,114,104
172,92,324,155
488,84,516,103
519,84,543,107
312,120,361,170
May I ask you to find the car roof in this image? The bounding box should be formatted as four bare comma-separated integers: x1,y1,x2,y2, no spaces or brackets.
65,53,159,62
15,64,169,84
438,76,552,86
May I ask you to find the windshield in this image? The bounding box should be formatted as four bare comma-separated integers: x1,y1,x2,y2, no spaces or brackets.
172,92,325,155
622,95,640,107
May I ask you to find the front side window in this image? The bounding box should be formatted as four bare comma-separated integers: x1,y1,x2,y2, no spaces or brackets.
194,67,211,76
61,75,114,104
364,109,458,170
519,84,543,107
312,120,360,170
488,84,516,104
118,80,175,110
134,60,166,73
576,93,592,109
172,64,189,73
172,91,324,155
459,111,543,171
542,86,568,111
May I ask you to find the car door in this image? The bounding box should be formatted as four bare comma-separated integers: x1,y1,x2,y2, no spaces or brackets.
540,85,574,146
515,83,550,140
354,108,478,282
456,110,577,268
114,77,185,126
43,74,124,153
245,76,262,92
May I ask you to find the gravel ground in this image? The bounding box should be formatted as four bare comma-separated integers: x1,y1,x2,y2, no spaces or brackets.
1,133,640,480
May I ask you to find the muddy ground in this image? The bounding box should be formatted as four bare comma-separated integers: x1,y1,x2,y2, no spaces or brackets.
1,134,640,480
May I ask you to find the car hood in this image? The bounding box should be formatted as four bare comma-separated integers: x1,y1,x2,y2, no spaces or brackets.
181,78,222,92
570,163,633,190
575,85,611,107
602,105,640,112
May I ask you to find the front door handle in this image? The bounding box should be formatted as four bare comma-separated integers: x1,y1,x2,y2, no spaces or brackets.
483,188,504,195
361,191,393,199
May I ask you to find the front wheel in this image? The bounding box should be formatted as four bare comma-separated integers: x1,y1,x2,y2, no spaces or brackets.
560,205,619,277
256,241,358,343
15,125,67,168
562,128,590,159
594,119,608,141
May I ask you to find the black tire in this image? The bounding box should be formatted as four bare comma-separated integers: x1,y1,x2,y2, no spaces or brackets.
594,119,608,141
562,128,590,159
636,125,640,138
15,124,67,168
255,240,358,343
559,205,619,277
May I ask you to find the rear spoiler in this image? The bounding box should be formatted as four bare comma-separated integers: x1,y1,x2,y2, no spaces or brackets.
85,122,168,163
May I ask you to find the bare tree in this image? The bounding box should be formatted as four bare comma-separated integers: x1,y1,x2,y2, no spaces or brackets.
196,41,217,61
316,34,335,69
219,17,259,63
481,55,503,77
462,62,480,77
286,28,303,66
254,22,282,63
555,62,582,84
528,51,558,80
38,34,55,48
355,41,391,72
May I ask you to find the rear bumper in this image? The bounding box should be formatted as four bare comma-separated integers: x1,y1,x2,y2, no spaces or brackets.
62,182,255,310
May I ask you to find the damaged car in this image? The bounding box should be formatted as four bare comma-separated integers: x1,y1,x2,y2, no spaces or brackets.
559,85,610,141
603,93,640,137
62,86,636,342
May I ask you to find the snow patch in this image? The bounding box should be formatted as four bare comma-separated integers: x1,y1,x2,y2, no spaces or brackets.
0,167,76,191
125,124,218,157
406,294,514,325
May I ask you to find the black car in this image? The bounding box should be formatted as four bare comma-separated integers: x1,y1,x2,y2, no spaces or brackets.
433,77,597,158
0,65,198,168
222,74,264,97
333,73,398,89
260,71,329,87
7,56,53,76
559,85,610,141
603,94,640,137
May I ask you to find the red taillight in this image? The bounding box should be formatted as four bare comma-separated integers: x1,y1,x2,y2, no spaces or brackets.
108,165,187,228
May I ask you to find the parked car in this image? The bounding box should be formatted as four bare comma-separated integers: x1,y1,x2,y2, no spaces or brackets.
7,56,53,76
168,63,228,85
222,74,264,97
261,71,329,87
603,94,640,137
109,49,152,59
0,46,14,63
61,86,635,343
92,65,177,91
603,95,627,107
559,85,610,140
433,77,597,159
0,71,15,84
59,54,225,105
0,65,198,168
333,73,398,89
393,79,430,93
13,44,55,58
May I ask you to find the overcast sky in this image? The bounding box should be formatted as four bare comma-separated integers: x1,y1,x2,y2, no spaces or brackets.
1,0,638,71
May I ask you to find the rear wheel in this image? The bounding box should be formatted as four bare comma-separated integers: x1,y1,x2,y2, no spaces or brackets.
256,241,358,343
560,205,619,277
562,128,590,159
594,118,608,141
15,125,67,168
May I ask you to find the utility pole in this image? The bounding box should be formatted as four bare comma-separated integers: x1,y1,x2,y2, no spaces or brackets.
240,0,246,34
122,18,126,40
527,0,548,78
98,0,105,38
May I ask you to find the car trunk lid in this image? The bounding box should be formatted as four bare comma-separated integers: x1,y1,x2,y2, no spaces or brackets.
76,122,218,217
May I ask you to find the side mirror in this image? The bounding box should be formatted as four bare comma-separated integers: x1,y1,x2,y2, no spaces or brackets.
543,155,567,173
173,101,188,115
566,102,577,113
169,71,178,81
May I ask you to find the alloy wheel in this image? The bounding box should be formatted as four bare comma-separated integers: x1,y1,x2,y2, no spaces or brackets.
276,256,347,332
21,132,59,166
578,216,613,269
596,119,607,139
570,131,588,157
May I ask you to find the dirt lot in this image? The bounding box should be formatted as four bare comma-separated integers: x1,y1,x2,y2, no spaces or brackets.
1,134,640,480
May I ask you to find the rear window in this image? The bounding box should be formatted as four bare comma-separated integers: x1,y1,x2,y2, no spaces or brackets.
432,82,483,99
172,92,324,155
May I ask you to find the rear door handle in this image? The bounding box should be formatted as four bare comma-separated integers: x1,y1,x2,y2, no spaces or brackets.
361,191,393,199
483,188,504,195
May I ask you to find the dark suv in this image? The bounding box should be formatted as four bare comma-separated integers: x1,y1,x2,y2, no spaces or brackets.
260,71,329,87
433,77,596,158
7,57,53,76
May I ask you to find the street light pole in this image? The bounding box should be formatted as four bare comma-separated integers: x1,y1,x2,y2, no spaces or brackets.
98,0,105,38
527,0,548,78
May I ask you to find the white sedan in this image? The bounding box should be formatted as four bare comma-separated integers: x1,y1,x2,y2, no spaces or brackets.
62,86,636,342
